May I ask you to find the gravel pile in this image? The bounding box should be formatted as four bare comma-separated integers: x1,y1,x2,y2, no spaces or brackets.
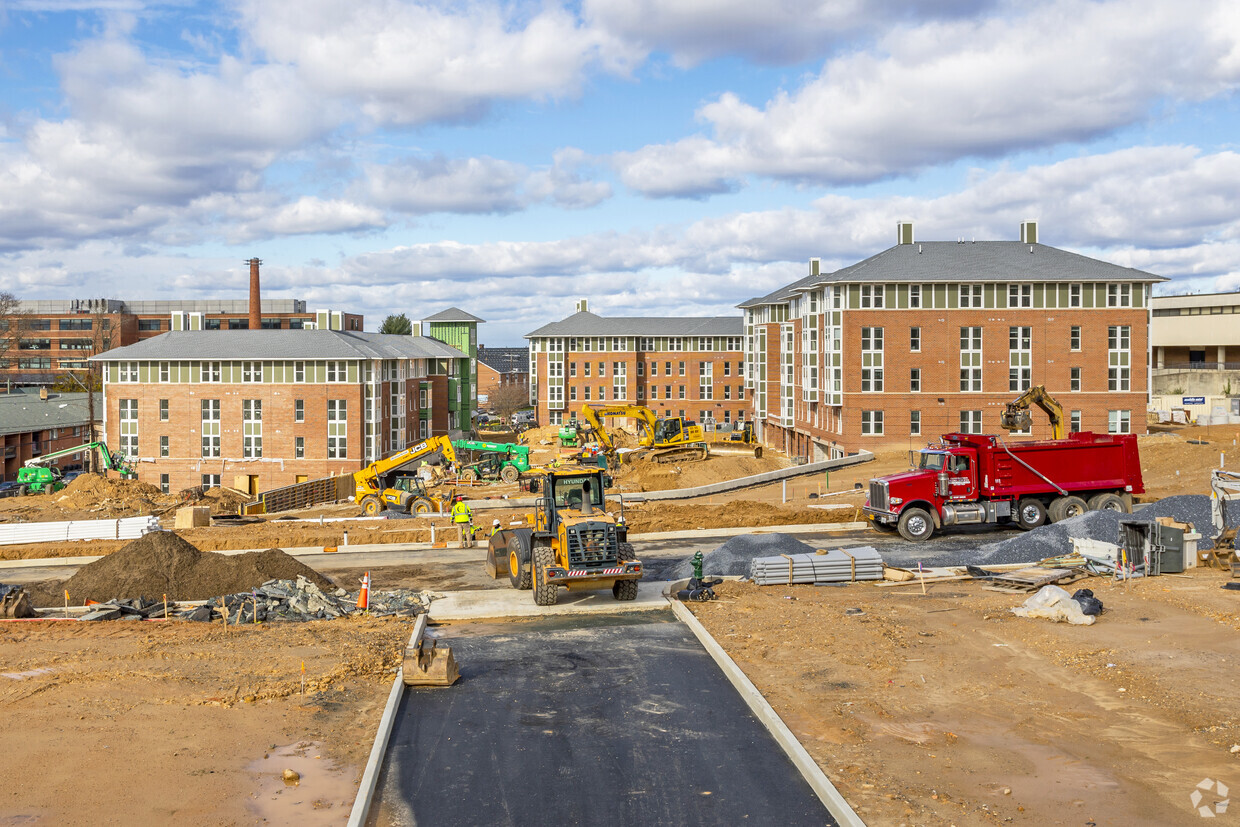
974,494,1234,565
671,533,817,578
177,575,430,623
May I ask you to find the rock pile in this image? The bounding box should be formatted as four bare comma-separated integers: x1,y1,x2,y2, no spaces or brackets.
178,575,430,623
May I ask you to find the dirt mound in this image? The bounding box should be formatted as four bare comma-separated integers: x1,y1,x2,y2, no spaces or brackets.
54,474,168,512
202,487,250,514
46,531,334,605
615,453,787,492
626,501,859,533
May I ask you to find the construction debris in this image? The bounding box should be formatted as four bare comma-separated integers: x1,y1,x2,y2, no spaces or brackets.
750,546,883,585
1011,585,1099,625
981,567,1085,594
180,576,431,623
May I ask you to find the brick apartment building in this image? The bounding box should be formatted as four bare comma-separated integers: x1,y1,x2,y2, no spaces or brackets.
476,346,530,409
2,298,361,388
526,302,748,429
741,221,1164,459
0,390,101,483
91,327,474,495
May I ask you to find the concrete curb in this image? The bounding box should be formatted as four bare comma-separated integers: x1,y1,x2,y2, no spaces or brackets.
669,599,867,827
346,613,425,827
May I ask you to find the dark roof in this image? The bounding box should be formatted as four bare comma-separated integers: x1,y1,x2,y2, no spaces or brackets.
739,241,1166,307
0,391,100,437
477,346,529,374
90,330,468,361
525,311,742,338
423,307,485,323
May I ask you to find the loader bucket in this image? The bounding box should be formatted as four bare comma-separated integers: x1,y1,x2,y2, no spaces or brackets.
403,639,460,687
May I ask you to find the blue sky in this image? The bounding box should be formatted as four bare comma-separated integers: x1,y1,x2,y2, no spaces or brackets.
2,0,1240,345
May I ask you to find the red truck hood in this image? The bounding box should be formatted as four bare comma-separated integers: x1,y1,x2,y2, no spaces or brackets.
876,469,936,487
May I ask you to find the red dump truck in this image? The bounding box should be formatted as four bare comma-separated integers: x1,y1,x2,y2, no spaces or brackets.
864,432,1145,541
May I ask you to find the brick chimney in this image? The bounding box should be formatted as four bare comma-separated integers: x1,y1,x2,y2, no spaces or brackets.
248,258,262,330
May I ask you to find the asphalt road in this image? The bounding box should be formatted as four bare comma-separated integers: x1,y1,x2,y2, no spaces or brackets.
368,612,836,827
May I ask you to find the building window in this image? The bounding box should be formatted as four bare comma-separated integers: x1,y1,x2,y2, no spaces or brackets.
1008,326,1031,392
583,362,591,377
583,386,591,401
419,388,428,409
910,368,921,392
1108,325,1131,391
243,399,262,458
678,361,685,377
910,410,921,436
119,399,139,458
614,362,628,400
326,361,348,382
295,437,305,459
959,284,983,308
1070,411,1082,433
1070,326,1081,351
242,361,262,383
960,410,984,434
723,385,731,400
909,285,921,309
861,410,884,435
118,362,139,382
159,399,169,421
1008,284,1032,308
910,327,921,352
1069,284,1082,307
859,285,884,308
1108,410,1131,434
201,474,221,491
1070,367,1081,392
59,318,92,330
960,327,982,392
160,474,169,495
140,319,162,332
228,319,248,330
668,337,682,351
294,399,304,422
294,361,305,383
639,337,655,351
569,362,577,377
665,384,672,399
201,400,221,458
649,385,657,400
678,385,686,400
570,386,577,401
1107,284,1131,307
860,327,883,392
698,362,712,400
160,435,169,458
637,362,644,377
327,400,347,458
202,361,221,383
726,336,742,351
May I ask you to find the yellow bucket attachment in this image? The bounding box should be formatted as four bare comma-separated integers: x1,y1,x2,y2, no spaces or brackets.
403,639,460,687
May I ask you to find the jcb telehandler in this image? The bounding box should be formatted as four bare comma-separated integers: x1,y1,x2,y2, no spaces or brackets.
486,465,642,606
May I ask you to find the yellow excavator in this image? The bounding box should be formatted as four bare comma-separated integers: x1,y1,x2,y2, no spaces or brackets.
580,404,709,465
353,435,457,517
999,385,1066,439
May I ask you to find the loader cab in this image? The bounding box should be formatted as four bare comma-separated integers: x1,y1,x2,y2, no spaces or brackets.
391,475,427,497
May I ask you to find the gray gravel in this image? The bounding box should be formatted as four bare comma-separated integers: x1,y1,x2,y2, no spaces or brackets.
974,494,1235,564
671,533,817,578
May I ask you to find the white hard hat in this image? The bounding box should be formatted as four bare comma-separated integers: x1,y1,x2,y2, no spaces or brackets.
493,519,501,526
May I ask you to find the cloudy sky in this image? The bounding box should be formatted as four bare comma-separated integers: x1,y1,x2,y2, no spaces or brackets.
2,0,1239,344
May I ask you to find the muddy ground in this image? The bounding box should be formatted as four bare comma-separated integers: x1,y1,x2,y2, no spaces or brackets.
691,572,1240,826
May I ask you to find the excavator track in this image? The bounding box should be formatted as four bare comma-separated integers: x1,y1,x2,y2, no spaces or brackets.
649,443,710,464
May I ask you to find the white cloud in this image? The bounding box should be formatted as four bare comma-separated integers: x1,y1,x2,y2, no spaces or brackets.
236,0,642,127
614,0,1240,196
241,197,387,239
583,0,991,67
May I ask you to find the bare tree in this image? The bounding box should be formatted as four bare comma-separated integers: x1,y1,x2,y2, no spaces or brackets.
488,381,530,421
0,291,19,371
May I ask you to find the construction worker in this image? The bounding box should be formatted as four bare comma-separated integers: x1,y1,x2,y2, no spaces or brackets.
451,495,474,548
490,518,501,537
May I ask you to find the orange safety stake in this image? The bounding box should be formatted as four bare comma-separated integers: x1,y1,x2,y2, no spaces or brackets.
356,571,370,611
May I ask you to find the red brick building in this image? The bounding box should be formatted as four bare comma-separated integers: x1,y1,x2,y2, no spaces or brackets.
476,346,529,409
0,390,101,483
525,302,748,430
92,329,470,494
740,221,1164,459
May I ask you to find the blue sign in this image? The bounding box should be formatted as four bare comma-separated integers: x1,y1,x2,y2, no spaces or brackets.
1183,396,1206,405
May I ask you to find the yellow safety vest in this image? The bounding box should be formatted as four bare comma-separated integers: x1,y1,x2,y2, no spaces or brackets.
451,501,472,523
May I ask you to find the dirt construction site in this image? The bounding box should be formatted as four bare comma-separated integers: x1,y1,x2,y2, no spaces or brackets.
1,424,1239,824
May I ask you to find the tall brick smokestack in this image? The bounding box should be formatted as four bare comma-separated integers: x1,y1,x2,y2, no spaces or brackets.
248,258,262,330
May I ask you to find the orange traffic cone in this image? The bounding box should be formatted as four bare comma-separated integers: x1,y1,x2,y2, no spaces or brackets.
357,572,370,610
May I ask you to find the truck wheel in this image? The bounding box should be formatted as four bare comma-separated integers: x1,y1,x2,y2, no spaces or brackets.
617,541,636,561
361,496,383,517
1087,492,1127,513
460,468,477,483
18,486,27,497
500,465,520,484
533,545,558,606
612,579,639,601
1049,495,1088,523
507,535,532,590
897,508,935,542
1017,499,1048,530
412,498,433,514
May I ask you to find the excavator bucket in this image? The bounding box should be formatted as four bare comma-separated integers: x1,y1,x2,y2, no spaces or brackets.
0,586,36,619
403,639,460,687
999,408,1032,432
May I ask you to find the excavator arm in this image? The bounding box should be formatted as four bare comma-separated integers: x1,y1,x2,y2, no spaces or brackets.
354,435,457,497
1000,385,1066,439
580,404,659,459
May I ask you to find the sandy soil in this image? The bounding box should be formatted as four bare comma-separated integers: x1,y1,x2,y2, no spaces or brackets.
690,572,1240,826
0,616,413,825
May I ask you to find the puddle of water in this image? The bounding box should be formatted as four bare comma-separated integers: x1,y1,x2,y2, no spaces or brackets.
247,741,357,826
1,667,55,681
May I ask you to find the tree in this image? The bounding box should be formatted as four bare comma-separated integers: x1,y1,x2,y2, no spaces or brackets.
0,291,19,368
379,313,413,335
488,381,529,421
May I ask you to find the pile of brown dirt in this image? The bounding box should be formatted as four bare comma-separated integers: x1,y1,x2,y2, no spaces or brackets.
44,531,334,605
625,501,860,533
201,487,250,514
614,453,787,492
54,474,169,512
